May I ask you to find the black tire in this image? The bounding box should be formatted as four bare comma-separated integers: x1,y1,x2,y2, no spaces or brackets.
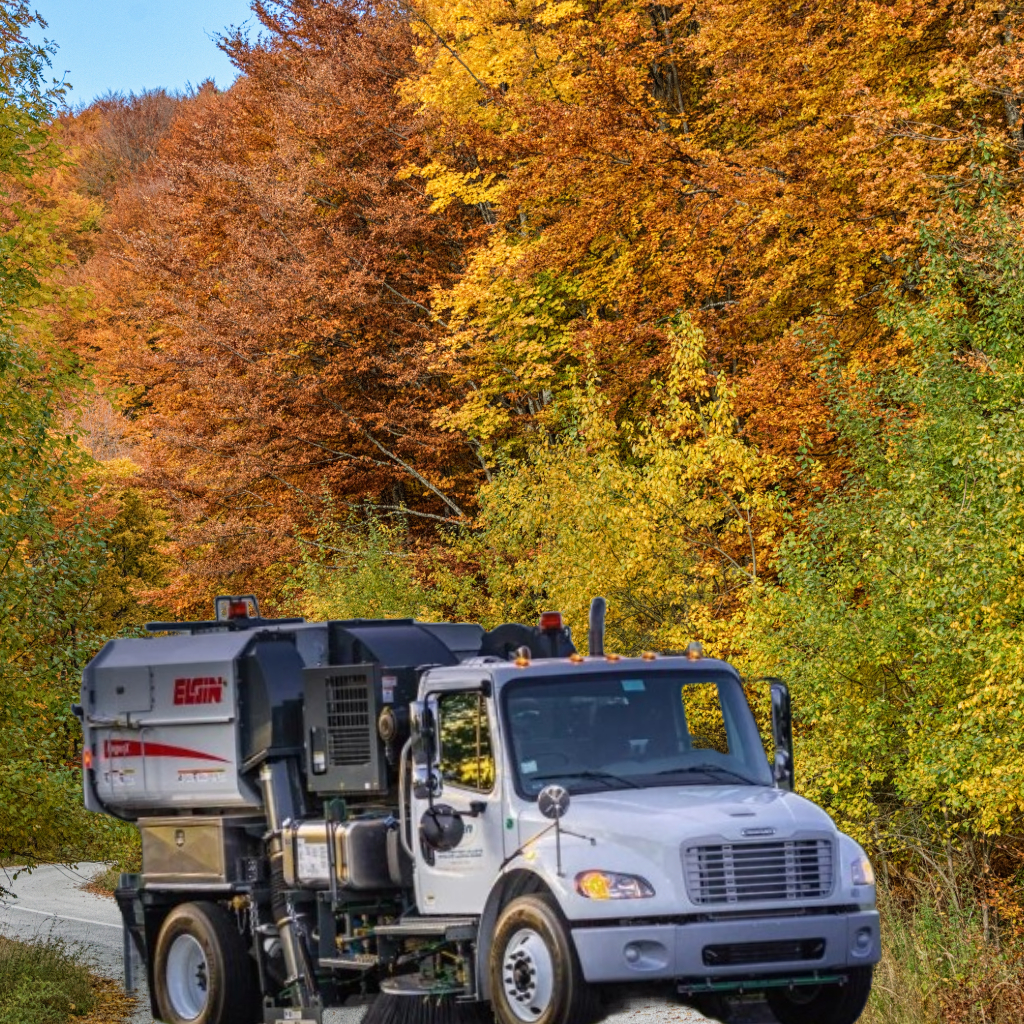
766,967,873,1024
489,894,597,1024
687,993,730,1021
153,901,258,1024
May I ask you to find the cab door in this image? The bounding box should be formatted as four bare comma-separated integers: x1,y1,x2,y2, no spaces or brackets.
413,689,508,916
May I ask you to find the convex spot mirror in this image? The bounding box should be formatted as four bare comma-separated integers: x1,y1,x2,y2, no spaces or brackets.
538,784,571,820
420,803,465,852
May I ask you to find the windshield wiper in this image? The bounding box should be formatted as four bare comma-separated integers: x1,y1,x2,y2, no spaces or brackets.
530,770,642,790
654,764,756,785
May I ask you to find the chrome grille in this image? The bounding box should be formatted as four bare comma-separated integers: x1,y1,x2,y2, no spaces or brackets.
683,839,834,904
325,674,372,766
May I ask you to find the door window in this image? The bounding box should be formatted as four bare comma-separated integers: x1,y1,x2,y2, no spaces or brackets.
438,692,495,793
681,682,730,754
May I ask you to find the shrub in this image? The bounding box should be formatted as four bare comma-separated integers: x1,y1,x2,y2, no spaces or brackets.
0,936,95,1024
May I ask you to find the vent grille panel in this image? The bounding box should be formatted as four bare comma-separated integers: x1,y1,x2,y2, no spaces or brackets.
325,674,372,766
702,939,825,966
683,839,834,905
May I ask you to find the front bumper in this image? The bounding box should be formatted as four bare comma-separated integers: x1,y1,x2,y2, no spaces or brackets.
572,909,880,984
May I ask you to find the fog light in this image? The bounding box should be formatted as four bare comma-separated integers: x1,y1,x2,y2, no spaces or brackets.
853,927,873,956
620,939,669,971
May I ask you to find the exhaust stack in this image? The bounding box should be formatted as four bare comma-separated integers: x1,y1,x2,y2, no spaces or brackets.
588,597,606,657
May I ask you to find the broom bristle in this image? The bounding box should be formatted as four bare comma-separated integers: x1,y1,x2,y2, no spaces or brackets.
362,993,495,1024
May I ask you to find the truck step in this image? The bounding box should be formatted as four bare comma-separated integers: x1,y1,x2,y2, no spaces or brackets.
319,954,378,972
380,975,468,998
374,916,478,941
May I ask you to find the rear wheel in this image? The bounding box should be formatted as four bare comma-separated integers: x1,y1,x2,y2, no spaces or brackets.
489,895,597,1024
766,967,873,1024
153,901,258,1024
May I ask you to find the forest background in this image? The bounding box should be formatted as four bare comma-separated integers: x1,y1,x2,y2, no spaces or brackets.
5,0,1024,1020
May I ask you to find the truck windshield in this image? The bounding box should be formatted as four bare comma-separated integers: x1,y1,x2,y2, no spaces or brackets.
503,670,773,796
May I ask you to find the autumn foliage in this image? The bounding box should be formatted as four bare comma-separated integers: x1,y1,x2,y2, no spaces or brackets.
71,2,480,613
67,3,1024,604
14,0,1022,945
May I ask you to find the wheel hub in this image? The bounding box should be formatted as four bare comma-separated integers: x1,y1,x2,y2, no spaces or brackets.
165,933,210,1021
502,928,555,1023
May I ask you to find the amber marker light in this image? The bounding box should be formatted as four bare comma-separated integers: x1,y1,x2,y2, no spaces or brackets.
641,651,657,661
577,871,612,900
606,653,621,662
569,652,585,664
686,641,704,661
514,645,532,667
82,749,93,769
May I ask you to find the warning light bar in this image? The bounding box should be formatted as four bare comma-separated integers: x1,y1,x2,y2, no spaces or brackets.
215,595,260,621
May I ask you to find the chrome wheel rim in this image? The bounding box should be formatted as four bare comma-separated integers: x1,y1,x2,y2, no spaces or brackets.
165,933,209,1020
502,927,555,1022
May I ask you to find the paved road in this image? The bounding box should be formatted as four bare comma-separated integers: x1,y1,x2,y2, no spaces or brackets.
0,864,747,1024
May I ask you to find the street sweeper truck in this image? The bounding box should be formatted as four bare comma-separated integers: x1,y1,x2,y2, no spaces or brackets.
75,596,880,1024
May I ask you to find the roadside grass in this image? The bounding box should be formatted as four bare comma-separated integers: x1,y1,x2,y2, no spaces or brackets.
83,864,119,897
0,935,97,1024
863,888,1024,1024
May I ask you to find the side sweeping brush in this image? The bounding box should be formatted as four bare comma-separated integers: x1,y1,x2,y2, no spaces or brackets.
361,994,495,1024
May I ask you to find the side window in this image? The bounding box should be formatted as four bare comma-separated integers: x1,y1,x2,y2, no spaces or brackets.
438,692,495,792
681,682,730,755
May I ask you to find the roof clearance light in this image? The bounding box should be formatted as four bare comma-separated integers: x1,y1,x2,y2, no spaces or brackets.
686,641,704,661
642,651,657,661
569,652,585,664
539,611,563,631
215,595,260,621
514,645,532,668
605,653,621,662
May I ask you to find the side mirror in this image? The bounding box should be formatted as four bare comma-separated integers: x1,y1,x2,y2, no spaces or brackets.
410,700,437,768
770,681,794,791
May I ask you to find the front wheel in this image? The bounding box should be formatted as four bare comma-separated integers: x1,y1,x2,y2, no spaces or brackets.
153,901,258,1024
489,895,597,1024
766,967,873,1024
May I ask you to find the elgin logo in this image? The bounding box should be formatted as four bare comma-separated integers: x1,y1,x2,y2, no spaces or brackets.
173,676,226,706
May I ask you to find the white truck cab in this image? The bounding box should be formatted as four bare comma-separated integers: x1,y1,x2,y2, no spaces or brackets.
78,598,878,1024
408,652,879,1024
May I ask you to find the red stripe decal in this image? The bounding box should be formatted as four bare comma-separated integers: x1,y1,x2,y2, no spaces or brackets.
103,740,227,763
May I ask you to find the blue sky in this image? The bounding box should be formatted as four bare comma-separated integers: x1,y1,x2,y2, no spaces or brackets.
30,1,258,106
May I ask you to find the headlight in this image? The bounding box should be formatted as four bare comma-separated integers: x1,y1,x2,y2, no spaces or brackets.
851,856,876,887
575,871,655,900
